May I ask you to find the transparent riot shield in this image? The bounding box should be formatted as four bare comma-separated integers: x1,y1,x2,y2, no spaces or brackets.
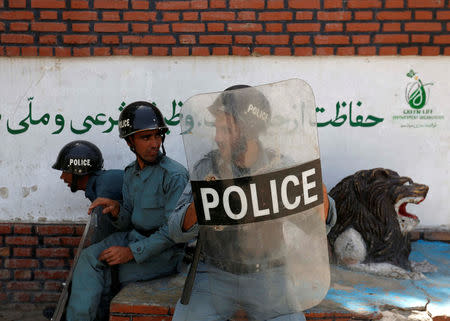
181,79,330,320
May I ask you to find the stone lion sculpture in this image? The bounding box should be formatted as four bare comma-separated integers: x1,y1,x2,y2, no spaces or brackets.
328,168,435,279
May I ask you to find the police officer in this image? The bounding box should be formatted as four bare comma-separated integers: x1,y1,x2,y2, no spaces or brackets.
65,102,189,321
53,140,124,243
169,85,337,321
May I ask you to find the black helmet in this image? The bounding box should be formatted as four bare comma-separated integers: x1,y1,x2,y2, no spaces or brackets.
52,140,103,175
208,85,271,139
118,101,168,139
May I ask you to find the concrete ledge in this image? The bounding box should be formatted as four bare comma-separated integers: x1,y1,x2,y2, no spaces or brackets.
109,240,449,321
110,274,183,321
110,275,379,321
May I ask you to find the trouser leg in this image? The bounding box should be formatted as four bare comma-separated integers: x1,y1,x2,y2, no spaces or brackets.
172,297,223,321
66,232,128,321
172,271,226,321
172,264,307,321
65,246,107,321
95,268,113,321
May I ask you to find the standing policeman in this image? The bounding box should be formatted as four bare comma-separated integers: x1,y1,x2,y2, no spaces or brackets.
65,102,189,321
169,82,337,321
53,140,124,243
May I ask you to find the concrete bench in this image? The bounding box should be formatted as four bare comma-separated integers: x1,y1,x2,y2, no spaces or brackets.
110,273,184,321
109,240,449,321
109,273,376,321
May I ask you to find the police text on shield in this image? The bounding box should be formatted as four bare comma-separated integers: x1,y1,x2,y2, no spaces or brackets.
191,159,323,225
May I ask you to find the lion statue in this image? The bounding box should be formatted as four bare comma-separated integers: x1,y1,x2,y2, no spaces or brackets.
328,168,435,279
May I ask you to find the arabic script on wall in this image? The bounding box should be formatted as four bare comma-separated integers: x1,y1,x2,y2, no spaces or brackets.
0,97,384,136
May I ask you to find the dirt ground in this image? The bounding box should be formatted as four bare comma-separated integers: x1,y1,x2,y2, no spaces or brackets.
0,303,50,321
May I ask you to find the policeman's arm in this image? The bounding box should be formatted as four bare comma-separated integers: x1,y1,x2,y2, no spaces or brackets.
322,184,329,222
129,173,189,263
94,170,125,202
182,203,197,232
324,184,337,234
109,178,133,230
168,184,200,243
88,197,120,217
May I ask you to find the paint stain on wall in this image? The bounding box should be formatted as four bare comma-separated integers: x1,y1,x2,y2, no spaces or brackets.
0,187,9,199
22,185,38,198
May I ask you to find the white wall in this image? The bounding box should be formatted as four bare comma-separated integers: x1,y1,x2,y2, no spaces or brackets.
0,56,448,227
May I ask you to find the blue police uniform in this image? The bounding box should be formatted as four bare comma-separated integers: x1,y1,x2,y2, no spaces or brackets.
169,148,337,321
85,170,124,244
66,154,189,321
85,169,124,203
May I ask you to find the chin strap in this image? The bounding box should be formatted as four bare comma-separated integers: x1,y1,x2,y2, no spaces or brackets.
70,175,79,193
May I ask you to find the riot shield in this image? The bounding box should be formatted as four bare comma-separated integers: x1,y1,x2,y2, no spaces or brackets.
181,79,330,319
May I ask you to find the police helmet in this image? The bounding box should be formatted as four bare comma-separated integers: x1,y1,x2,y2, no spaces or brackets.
52,140,103,175
208,85,271,139
118,101,168,139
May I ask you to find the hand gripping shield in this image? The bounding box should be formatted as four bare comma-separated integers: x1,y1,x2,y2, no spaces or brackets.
180,79,330,319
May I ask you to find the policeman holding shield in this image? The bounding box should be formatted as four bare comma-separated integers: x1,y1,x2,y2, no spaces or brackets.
169,81,337,321
65,102,189,321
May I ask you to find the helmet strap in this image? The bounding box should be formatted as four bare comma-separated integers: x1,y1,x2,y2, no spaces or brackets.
125,137,137,153
70,175,79,193
161,133,166,156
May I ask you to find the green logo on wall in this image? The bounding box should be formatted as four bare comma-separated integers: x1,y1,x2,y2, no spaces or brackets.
392,69,443,128
405,69,433,110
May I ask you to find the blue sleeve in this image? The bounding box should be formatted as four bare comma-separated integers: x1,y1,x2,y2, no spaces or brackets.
111,174,133,231
128,172,189,263
168,183,199,243
95,170,124,201
325,195,337,234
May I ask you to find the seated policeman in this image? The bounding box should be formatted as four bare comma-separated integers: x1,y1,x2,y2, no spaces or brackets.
169,85,337,321
53,140,124,244
65,102,189,321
